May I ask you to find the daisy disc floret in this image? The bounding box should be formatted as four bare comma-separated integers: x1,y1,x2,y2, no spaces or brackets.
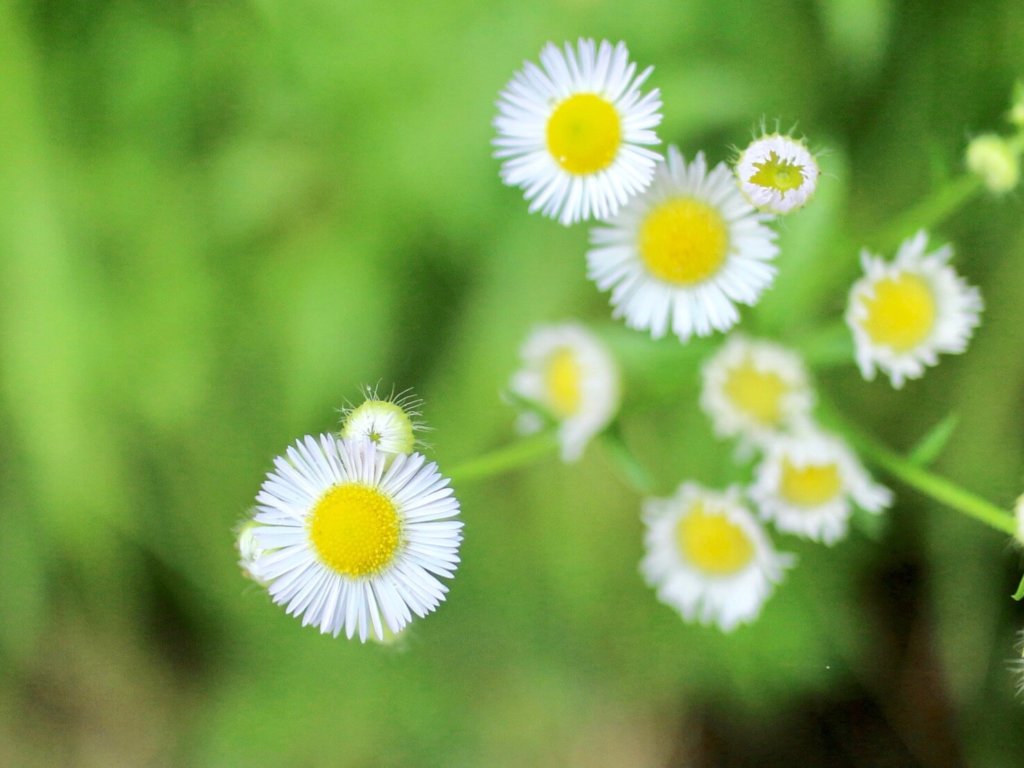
751,429,892,545
735,133,820,213
341,387,424,457
508,322,620,462
587,147,779,342
641,483,794,632
249,435,462,642
700,336,814,449
846,231,983,388
493,38,663,225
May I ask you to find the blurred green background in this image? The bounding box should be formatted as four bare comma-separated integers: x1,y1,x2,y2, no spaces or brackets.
2,0,1024,765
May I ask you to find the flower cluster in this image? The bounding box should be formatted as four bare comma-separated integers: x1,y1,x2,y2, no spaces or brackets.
238,39,1009,656
497,39,989,634
237,390,462,642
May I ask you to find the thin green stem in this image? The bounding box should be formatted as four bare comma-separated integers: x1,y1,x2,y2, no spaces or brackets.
601,423,658,495
447,431,559,485
827,410,1016,537
872,173,982,253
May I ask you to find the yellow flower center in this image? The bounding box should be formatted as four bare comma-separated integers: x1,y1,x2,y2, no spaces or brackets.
676,503,755,576
309,483,400,577
780,460,842,507
859,273,937,352
638,198,729,285
749,151,805,192
546,93,622,175
544,348,582,418
722,360,789,426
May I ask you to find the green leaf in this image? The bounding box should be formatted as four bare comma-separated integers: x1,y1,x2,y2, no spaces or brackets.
908,413,960,467
1013,573,1024,601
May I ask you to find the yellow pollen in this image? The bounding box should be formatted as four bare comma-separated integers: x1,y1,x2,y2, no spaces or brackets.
309,483,400,577
546,93,622,175
676,502,755,576
780,460,843,507
859,273,937,352
544,348,582,418
722,361,789,426
639,198,729,285
749,151,805,192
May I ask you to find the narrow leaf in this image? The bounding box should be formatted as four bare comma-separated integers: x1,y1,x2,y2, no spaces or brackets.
908,413,959,467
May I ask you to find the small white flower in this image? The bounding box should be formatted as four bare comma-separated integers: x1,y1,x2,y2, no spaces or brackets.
641,483,794,632
846,231,983,388
249,435,462,642
340,386,425,457
700,335,814,449
587,147,779,342
508,323,620,462
751,429,892,545
493,38,662,225
735,133,820,213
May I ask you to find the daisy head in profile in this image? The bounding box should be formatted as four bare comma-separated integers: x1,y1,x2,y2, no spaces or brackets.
340,385,426,458
587,147,779,343
846,230,983,388
700,335,814,450
735,131,820,214
493,38,663,225
750,428,892,545
508,322,620,462
641,483,794,632
248,435,462,642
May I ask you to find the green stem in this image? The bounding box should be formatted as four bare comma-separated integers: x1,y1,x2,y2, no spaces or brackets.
601,423,658,495
872,174,982,253
447,431,559,484
833,415,1016,537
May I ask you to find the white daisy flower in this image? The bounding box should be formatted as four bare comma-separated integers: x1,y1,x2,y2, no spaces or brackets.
735,133,820,213
751,429,892,545
587,147,779,342
249,435,462,642
846,231,983,388
700,335,814,449
340,386,425,457
508,322,620,462
641,483,794,632
493,38,662,226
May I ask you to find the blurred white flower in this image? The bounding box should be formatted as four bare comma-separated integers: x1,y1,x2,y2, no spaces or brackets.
641,482,794,632
509,323,620,462
846,230,983,388
751,428,892,545
700,335,814,450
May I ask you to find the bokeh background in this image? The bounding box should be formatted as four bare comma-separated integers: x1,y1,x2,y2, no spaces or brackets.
2,0,1024,765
